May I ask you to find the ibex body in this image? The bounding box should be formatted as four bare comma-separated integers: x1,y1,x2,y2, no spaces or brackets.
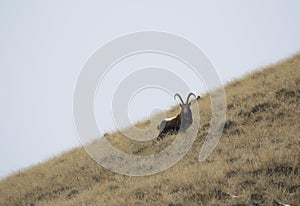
157,92,198,139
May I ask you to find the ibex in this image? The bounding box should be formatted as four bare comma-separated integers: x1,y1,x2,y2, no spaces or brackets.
157,92,198,139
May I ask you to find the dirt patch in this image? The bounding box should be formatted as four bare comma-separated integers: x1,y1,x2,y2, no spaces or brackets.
250,193,263,201
226,170,238,178
267,165,293,176
66,189,79,199
223,120,237,134
276,88,299,100
251,102,272,113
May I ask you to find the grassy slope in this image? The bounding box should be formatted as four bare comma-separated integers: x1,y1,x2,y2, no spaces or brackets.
0,54,299,206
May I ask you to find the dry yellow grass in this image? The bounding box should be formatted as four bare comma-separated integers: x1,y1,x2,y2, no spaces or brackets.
0,54,299,206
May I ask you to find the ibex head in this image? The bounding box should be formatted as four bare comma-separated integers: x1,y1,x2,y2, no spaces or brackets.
174,92,197,121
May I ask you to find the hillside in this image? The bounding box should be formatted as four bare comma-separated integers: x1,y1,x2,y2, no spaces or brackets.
0,54,299,206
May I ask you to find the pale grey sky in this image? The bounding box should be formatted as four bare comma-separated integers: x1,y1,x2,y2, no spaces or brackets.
0,0,299,178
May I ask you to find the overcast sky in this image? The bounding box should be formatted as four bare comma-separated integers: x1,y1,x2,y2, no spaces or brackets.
0,0,299,178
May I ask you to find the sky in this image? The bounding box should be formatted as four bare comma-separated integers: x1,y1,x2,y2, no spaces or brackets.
0,0,299,178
